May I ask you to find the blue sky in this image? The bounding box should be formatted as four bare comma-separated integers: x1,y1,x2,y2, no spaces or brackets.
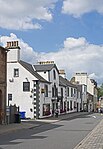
0,0,103,84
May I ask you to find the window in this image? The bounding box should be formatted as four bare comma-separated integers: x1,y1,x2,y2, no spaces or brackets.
23,82,30,92
71,88,73,97
84,86,87,92
52,84,58,97
67,88,69,96
45,85,48,97
61,88,63,97
53,70,56,79
67,101,69,111
54,84,56,97
43,104,50,116
70,101,72,110
56,88,58,97
52,87,54,97
77,91,80,98
74,88,76,97
74,101,76,109
14,68,19,77
8,94,12,101
74,88,76,94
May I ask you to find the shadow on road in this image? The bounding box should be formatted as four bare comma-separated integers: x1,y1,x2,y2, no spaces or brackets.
0,122,63,146
0,112,95,147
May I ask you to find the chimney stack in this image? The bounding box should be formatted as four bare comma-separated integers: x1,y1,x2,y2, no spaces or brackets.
38,61,54,65
6,41,20,62
6,41,20,49
59,70,66,78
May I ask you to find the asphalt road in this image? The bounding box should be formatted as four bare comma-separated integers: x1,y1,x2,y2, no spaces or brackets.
0,113,103,149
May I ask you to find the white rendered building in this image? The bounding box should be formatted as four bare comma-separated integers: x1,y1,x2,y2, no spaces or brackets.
34,61,60,115
59,76,81,113
72,72,97,112
7,41,51,119
6,41,83,119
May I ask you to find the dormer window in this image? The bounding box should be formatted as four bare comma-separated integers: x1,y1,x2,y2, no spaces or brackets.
14,68,19,77
53,70,56,80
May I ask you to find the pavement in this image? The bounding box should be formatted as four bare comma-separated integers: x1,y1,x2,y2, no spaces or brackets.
74,114,103,149
0,112,103,149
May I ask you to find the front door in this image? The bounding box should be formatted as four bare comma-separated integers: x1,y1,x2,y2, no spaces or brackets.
77,102,79,112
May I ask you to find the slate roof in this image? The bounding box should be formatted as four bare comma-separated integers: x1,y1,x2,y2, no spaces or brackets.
19,60,50,83
59,76,77,88
34,64,59,73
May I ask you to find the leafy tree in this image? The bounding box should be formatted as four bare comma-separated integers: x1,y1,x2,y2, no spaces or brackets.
97,83,103,99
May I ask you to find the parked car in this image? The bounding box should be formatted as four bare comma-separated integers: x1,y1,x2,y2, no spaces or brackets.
100,107,103,113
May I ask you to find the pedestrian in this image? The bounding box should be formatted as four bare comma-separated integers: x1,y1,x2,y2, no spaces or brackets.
55,109,58,118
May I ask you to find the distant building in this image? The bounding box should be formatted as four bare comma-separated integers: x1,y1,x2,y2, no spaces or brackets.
59,76,81,113
71,72,98,112
0,46,8,124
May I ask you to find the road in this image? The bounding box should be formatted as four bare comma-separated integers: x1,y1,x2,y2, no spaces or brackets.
0,113,102,149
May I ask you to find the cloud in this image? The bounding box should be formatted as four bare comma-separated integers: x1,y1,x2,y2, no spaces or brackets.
64,37,88,49
62,0,103,18
0,0,57,30
1,33,103,85
0,33,40,63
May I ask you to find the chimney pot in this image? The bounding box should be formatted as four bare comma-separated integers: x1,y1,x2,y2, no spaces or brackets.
6,41,20,49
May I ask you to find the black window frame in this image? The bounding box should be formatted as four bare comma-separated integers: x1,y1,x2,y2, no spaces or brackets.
67,87,69,97
71,88,73,97
14,68,19,77
23,82,30,92
45,84,48,97
53,70,56,80
52,87,54,97
61,88,63,97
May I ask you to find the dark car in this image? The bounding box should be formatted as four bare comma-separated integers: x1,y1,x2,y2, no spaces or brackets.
100,108,103,113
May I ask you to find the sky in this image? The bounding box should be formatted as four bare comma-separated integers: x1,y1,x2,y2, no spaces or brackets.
0,0,103,85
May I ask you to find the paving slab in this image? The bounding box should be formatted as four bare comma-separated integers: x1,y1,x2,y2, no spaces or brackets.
74,118,103,149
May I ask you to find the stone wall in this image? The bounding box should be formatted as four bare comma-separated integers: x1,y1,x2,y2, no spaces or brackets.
0,46,7,124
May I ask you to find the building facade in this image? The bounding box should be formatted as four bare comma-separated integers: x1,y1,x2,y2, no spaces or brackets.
7,41,83,119
59,76,81,113
71,72,98,112
34,61,60,115
7,41,51,119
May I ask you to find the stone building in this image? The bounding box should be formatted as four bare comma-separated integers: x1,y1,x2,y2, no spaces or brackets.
0,46,8,124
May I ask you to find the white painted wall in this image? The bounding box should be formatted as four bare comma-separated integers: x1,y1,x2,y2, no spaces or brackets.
87,79,94,95
82,85,87,103
7,48,20,62
74,73,94,95
38,67,59,87
38,71,49,82
39,83,52,118
7,62,38,119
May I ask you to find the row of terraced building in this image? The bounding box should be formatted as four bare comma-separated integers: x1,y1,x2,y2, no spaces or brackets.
0,41,98,123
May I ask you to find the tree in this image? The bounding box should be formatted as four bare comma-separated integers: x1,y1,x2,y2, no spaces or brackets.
97,83,103,99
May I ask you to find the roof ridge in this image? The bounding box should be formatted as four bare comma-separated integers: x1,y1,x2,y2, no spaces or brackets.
19,60,50,83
